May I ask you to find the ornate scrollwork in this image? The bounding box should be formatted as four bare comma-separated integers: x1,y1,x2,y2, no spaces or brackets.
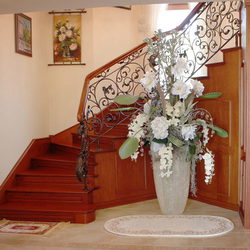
76,1,241,186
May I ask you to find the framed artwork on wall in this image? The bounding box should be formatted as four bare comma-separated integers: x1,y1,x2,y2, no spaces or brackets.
15,13,32,57
53,15,81,63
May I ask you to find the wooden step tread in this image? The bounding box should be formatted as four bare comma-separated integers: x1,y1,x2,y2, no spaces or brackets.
53,141,117,154
19,168,76,176
33,152,77,162
7,184,94,193
72,132,127,139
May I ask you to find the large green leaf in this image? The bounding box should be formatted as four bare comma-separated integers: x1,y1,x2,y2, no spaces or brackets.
111,107,137,112
114,95,139,105
119,137,139,159
208,124,228,138
200,92,222,99
168,134,185,147
152,138,168,144
195,120,228,138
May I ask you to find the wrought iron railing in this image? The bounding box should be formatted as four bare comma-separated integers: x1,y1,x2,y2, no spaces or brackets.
76,1,241,188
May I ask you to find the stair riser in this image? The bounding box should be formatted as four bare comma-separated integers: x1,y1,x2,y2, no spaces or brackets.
32,159,76,170
31,159,96,175
91,126,128,136
6,191,93,204
50,144,96,163
50,144,80,157
73,135,115,150
16,176,95,187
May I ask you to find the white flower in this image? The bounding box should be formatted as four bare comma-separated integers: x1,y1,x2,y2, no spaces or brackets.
165,101,174,116
171,79,191,99
66,29,73,38
143,100,151,114
170,117,179,126
202,125,209,146
189,79,204,97
131,151,139,161
165,170,173,177
151,116,170,139
173,101,185,117
140,71,157,92
181,125,197,141
58,33,66,42
66,23,72,29
202,149,215,184
60,26,66,32
69,43,78,51
128,113,148,140
171,57,189,78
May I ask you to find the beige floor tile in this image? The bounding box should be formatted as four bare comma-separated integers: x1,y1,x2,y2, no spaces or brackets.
201,232,249,248
154,236,203,247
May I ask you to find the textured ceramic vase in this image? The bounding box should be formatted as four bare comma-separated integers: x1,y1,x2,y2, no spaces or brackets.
152,145,191,215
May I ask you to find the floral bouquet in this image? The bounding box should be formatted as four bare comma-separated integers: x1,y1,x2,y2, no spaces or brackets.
113,30,228,195
54,19,80,57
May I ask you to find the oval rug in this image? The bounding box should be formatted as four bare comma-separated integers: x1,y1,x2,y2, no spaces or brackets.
104,215,234,237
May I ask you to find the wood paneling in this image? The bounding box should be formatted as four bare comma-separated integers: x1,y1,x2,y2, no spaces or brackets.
193,48,241,209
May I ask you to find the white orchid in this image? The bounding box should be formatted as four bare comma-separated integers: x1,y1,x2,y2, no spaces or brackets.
189,79,204,97
171,79,191,99
171,57,189,78
140,71,157,92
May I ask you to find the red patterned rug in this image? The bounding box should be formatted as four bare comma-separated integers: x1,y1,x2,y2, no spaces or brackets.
0,219,69,237
104,215,234,237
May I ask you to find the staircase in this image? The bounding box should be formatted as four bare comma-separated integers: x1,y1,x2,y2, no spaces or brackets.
0,113,155,223
0,1,241,223
0,128,97,223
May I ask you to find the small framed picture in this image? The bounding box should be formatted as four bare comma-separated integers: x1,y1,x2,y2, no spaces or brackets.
15,13,32,57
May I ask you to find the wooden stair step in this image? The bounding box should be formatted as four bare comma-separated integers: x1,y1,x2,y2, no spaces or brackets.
0,201,96,223
6,184,95,204
91,123,129,136
16,169,97,187
32,152,96,170
50,142,116,159
72,133,117,150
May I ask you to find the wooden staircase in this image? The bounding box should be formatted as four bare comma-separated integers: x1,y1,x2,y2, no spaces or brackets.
0,117,156,223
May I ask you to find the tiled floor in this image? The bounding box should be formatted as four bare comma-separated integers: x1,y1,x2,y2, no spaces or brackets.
0,199,250,250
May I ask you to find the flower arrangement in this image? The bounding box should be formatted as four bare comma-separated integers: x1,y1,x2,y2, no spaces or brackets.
54,19,80,57
113,30,228,195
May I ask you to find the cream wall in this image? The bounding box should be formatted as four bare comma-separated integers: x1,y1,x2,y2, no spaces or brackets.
47,6,155,135
0,12,50,185
0,6,156,185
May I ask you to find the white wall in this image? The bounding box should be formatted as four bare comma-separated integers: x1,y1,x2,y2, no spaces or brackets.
0,6,157,185
0,12,50,185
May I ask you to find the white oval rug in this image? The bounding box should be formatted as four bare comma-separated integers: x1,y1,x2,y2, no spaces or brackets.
104,215,234,237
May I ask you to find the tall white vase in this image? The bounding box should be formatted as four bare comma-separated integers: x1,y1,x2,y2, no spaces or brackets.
151,145,191,215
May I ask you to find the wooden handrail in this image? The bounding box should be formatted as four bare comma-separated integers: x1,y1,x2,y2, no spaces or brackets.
77,2,206,122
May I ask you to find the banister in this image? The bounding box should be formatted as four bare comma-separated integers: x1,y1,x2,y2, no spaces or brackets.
76,0,241,187
77,2,206,122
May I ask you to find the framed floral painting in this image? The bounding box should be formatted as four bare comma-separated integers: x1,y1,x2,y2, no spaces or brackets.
15,13,32,57
53,15,81,63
